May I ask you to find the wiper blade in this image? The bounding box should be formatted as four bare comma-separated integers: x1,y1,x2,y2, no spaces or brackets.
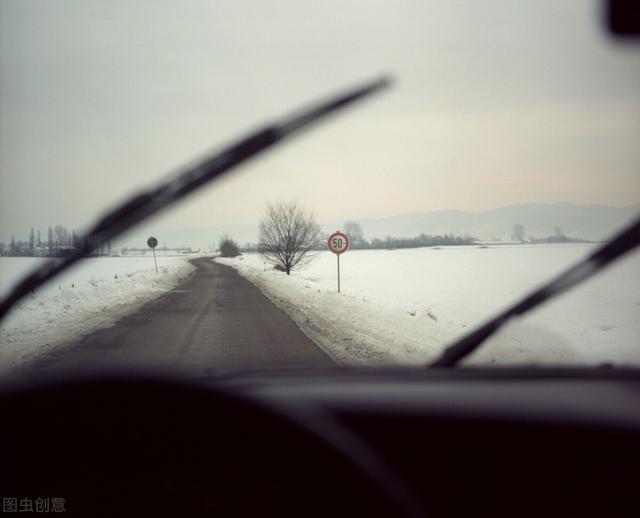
0,76,391,322
430,215,640,367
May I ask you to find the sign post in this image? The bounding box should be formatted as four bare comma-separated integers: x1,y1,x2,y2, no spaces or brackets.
327,231,349,293
147,236,158,273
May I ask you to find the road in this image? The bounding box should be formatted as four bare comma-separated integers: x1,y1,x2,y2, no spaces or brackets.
29,258,334,377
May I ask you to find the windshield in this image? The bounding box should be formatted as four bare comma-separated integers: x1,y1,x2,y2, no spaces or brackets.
1,1,639,376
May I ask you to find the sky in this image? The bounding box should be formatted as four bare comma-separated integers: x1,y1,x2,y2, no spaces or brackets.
1,0,639,242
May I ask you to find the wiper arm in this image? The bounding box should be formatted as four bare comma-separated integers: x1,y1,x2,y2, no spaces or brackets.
0,76,391,322
430,215,640,367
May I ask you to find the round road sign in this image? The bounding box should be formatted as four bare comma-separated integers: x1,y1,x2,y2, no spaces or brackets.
147,236,158,249
327,231,349,254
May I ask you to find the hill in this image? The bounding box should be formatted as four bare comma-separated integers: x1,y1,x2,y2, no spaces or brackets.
350,203,640,242
116,203,640,249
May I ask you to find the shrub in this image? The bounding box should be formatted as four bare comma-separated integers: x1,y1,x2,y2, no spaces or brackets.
218,236,241,258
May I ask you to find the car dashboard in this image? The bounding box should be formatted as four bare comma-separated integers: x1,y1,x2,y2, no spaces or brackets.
1,367,639,517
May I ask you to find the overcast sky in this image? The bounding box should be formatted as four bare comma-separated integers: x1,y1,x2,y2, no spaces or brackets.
1,0,639,241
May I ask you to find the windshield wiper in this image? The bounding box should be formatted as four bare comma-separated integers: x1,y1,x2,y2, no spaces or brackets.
430,215,640,367
0,76,391,322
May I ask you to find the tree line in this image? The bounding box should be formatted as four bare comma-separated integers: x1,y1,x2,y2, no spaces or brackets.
511,224,591,244
0,225,112,257
340,220,475,250
236,218,474,256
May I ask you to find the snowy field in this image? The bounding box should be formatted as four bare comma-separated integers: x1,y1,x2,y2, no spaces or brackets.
0,255,197,372
217,245,640,367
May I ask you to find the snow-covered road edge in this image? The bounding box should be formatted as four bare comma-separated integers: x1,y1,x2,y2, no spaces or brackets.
215,257,446,366
0,259,196,372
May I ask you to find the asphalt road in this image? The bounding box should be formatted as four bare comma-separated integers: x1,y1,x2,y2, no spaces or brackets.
29,258,334,377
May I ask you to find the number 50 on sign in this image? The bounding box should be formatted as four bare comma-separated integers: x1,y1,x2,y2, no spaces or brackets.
327,231,349,292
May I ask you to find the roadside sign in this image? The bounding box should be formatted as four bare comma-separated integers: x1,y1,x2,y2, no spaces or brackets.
327,231,349,254
327,231,349,293
147,236,158,273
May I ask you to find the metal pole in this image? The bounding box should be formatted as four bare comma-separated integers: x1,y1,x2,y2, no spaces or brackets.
152,247,158,273
337,253,341,293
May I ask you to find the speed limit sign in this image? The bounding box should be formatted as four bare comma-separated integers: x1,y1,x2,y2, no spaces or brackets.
327,231,349,254
327,231,349,293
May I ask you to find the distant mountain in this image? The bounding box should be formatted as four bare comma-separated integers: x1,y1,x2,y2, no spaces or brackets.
348,203,640,242
115,203,640,249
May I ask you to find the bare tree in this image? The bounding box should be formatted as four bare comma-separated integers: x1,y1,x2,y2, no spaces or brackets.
47,227,54,255
28,228,35,253
53,225,70,246
343,220,365,247
511,224,526,242
259,201,321,275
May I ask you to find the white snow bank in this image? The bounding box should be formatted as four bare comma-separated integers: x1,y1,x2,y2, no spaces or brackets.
216,245,640,367
0,256,196,372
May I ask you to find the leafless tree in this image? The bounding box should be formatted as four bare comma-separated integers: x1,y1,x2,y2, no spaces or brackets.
53,224,70,246
511,224,526,242
259,201,321,275
343,220,365,247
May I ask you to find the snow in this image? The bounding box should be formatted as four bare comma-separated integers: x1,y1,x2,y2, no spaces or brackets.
0,255,196,372
216,245,640,367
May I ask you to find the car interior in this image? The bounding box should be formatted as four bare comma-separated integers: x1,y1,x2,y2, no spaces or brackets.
1,1,639,517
